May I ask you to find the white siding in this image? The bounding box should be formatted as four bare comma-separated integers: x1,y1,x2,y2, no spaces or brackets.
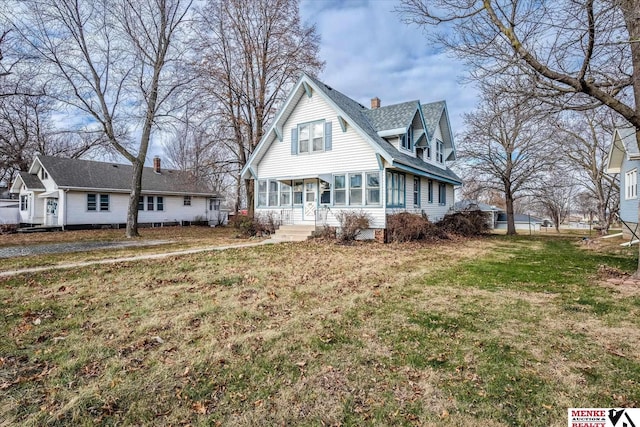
64,191,211,225
412,175,454,222
257,93,380,177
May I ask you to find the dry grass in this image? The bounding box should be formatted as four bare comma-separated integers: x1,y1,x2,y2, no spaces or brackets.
1,234,639,426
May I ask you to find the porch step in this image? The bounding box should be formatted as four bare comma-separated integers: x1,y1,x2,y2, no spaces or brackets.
270,224,316,242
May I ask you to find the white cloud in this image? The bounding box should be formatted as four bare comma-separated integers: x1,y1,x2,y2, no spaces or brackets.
300,0,478,133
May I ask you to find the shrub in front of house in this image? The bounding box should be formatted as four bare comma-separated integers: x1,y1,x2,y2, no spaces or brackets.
335,210,371,242
436,210,490,237
386,212,447,242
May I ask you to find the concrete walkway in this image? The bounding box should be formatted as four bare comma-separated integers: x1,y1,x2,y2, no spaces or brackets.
0,240,273,278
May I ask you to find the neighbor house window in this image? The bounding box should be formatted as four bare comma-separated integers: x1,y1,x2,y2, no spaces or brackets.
293,180,303,205
280,182,292,206
157,196,164,211
147,196,155,211
100,194,110,211
428,180,433,203
257,180,267,206
87,194,97,211
87,194,109,211
386,171,405,208
626,169,638,199
438,183,447,205
413,177,420,206
366,172,380,205
138,196,144,211
331,175,344,206
184,196,192,206
20,195,28,211
298,120,324,154
349,173,363,205
436,139,444,163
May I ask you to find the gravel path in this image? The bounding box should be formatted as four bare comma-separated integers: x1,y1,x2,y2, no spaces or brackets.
0,240,172,258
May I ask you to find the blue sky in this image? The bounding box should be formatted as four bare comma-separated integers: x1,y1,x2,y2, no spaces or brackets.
299,0,478,133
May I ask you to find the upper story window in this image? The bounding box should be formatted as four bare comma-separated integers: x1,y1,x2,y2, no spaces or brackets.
426,142,432,159
400,127,413,151
299,120,324,154
436,139,444,163
626,169,638,200
40,169,48,179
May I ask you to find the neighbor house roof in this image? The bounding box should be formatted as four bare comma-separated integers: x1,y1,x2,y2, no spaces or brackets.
454,200,500,212
496,212,543,223
16,171,45,191
296,74,462,185
22,156,217,196
606,127,638,174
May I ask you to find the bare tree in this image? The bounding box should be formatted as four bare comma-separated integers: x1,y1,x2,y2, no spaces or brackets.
555,109,620,234
398,0,640,272
459,83,553,235
192,0,324,214
535,170,577,233
8,0,193,237
163,111,237,201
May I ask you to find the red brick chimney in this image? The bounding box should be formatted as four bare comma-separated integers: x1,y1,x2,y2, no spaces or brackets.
153,156,161,173
371,97,381,109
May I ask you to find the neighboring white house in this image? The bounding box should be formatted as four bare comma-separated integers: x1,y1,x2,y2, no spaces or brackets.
241,73,462,240
10,155,225,229
607,127,639,239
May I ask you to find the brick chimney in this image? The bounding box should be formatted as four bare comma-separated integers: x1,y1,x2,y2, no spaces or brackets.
371,97,381,109
153,156,161,173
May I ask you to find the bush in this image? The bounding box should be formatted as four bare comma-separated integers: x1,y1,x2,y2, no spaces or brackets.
335,210,371,242
229,212,279,237
386,212,448,242
436,210,490,236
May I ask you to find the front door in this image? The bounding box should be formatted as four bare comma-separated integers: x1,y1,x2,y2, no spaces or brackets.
303,179,317,221
45,198,58,226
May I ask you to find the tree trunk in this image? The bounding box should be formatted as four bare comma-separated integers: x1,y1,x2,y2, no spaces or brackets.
505,190,516,235
126,160,144,238
620,0,640,276
245,178,254,217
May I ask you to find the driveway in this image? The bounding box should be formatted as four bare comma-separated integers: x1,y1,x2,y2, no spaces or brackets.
0,240,172,259
0,240,273,278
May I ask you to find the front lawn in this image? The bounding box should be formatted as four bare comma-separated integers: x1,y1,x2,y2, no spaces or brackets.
1,235,638,426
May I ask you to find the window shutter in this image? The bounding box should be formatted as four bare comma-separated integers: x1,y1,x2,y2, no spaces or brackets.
325,121,332,151
291,128,298,155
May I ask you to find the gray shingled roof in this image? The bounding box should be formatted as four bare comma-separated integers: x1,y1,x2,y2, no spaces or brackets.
18,171,45,190
36,156,216,196
422,101,445,140
305,75,461,185
363,100,420,132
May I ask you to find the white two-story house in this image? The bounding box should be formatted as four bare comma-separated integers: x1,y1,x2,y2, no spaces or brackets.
241,73,462,240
